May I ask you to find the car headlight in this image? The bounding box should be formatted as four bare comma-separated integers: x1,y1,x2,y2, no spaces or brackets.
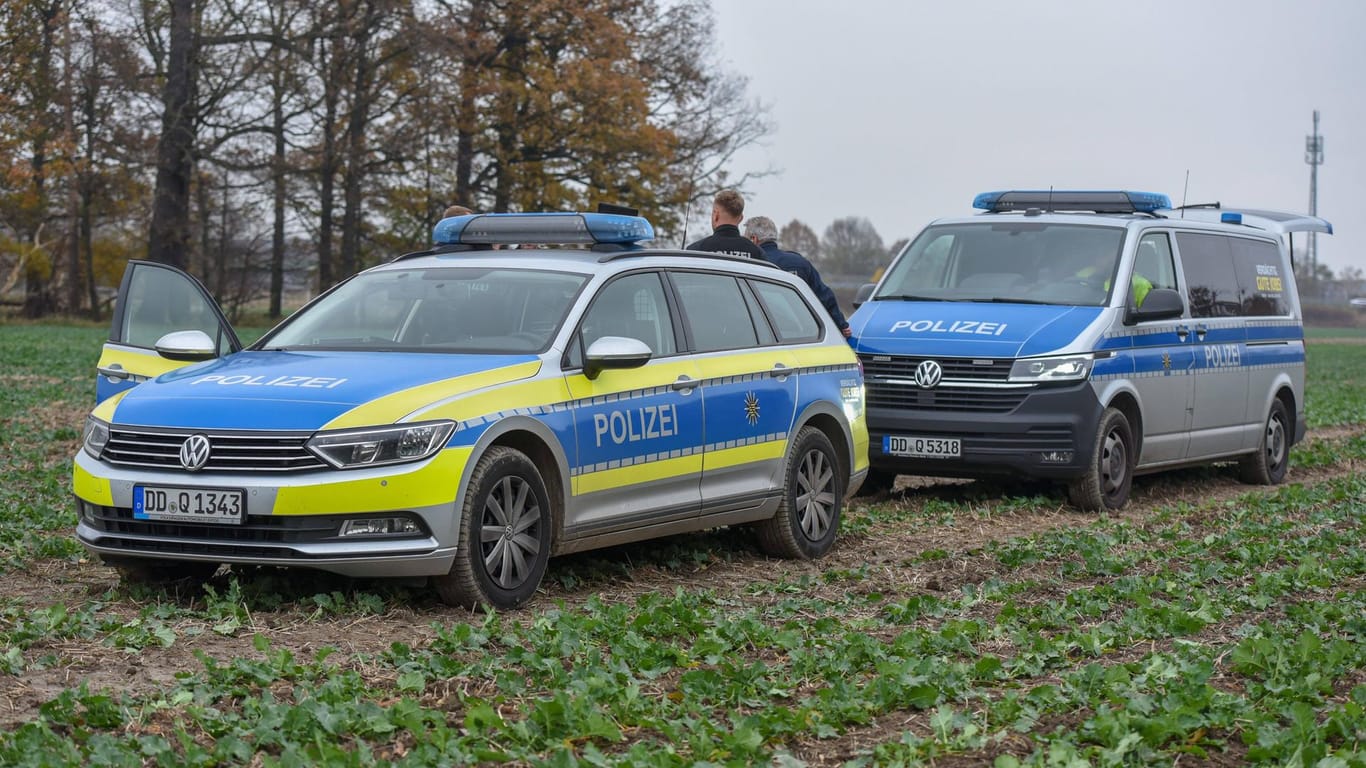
82,417,110,459
1008,354,1094,383
307,421,456,469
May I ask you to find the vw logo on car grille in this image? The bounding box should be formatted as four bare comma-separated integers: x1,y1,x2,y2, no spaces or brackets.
914,360,944,389
179,434,212,471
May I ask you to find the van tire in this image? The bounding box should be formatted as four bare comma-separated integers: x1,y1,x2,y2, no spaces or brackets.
1068,407,1134,511
1238,399,1289,485
434,447,551,610
756,426,843,559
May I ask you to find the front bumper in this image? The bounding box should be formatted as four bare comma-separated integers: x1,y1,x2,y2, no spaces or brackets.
866,382,1104,480
72,448,468,578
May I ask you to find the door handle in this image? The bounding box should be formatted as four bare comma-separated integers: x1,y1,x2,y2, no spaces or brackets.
670,375,697,393
1176,326,1189,341
1194,324,1208,341
768,363,791,379
97,363,130,380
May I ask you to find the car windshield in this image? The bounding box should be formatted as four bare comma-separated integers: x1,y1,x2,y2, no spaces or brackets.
875,222,1126,307
260,266,589,353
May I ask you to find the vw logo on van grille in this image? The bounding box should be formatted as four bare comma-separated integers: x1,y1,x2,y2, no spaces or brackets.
914,360,944,389
179,434,212,471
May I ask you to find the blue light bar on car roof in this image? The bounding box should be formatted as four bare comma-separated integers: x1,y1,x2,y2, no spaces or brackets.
973,190,1173,214
432,212,655,246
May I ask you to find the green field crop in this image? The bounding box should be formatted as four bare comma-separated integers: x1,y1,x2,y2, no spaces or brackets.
1,325,1364,766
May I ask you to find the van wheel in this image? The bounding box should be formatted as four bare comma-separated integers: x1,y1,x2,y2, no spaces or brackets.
1239,399,1289,485
756,426,843,559
1068,408,1134,511
434,447,551,609
853,468,897,497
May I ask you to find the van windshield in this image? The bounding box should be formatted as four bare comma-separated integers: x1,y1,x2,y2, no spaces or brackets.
875,222,1126,307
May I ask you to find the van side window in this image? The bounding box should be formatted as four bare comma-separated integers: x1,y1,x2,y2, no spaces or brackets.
1176,233,1242,318
1230,238,1288,316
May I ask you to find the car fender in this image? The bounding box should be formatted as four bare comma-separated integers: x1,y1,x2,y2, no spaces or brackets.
446,414,573,548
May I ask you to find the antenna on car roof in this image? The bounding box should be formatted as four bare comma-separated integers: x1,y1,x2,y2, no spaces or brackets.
1047,186,1054,212
1180,170,1189,218
680,175,697,248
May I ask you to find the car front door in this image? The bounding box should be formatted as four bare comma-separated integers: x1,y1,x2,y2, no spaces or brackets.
96,261,240,404
563,271,703,537
669,270,799,513
1127,233,1194,464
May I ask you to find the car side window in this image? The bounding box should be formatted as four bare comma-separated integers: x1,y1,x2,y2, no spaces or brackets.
1229,238,1288,317
670,271,760,352
570,272,676,368
1176,232,1242,318
750,279,822,343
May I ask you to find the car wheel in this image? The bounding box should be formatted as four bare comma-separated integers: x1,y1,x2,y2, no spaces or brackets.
756,426,843,559
434,446,551,609
1238,398,1289,485
110,558,220,584
1067,407,1134,511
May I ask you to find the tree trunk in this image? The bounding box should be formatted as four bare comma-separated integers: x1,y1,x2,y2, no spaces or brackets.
339,8,375,281
146,0,198,269
269,58,286,318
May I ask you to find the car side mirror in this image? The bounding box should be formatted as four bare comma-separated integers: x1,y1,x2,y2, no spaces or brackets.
154,330,218,361
583,336,652,380
852,283,877,309
1125,288,1184,324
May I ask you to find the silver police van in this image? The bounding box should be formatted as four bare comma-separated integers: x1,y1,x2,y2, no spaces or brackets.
849,190,1331,510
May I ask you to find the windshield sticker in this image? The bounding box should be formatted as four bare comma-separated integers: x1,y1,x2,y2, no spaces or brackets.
1255,264,1283,293
889,319,1008,336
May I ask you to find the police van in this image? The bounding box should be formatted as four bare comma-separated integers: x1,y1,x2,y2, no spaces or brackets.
849,190,1330,510
74,212,868,608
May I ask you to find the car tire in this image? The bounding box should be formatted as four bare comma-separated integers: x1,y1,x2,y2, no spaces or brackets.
1067,407,1134,511
111,558,220,584
434,446,552,609
1238,398,1289,485
756,426,843,559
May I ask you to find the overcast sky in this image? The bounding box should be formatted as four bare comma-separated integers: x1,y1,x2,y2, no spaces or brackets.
710,0,1364,276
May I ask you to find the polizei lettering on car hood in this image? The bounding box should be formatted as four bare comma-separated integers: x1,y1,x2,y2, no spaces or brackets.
852,302,1105,358
108,351,539,430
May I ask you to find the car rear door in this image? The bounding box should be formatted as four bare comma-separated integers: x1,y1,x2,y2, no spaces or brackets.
96,261,240,404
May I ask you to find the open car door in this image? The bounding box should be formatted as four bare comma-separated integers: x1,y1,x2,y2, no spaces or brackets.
95,260,241,404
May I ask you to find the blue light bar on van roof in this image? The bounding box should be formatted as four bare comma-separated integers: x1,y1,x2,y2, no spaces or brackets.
432,212,655,246
973,190,1173,214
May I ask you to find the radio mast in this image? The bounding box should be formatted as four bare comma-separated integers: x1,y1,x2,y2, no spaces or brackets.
1305,110,1324,283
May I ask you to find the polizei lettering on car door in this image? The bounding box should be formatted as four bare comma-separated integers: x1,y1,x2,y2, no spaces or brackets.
593,404,678,447
888,319,1008,336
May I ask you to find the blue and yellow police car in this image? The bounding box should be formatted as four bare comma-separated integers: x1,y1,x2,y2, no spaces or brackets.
74,212,869,608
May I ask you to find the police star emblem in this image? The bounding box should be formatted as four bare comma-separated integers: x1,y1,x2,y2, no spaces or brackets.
1162,352,1172,371
743,391,761,426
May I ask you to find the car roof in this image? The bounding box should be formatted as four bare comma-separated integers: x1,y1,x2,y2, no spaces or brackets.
379,246,786,277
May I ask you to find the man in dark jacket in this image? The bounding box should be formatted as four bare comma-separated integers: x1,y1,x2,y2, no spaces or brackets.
744,216,852,338
686,190,765,259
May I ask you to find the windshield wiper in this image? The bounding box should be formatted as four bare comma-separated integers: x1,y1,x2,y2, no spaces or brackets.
875,294,947,302
970,296,1056,305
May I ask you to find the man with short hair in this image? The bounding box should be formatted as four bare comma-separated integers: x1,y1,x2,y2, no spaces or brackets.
744,215,852,338
686,190,765,259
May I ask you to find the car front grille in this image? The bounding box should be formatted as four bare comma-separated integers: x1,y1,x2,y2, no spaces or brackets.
860,355,1030,413
103,427,327,472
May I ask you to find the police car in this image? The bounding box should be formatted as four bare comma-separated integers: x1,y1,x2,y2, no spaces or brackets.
74,212,869,608
850,190,1330,510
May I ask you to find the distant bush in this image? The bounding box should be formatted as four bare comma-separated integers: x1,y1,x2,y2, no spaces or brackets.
1302,304,1361,328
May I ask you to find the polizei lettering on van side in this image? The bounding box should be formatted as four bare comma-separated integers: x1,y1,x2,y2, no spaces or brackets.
889,319,1008,336
592,404,679,447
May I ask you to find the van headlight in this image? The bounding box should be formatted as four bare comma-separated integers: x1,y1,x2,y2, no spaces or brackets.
1008,354,1093,383
307,421,456,469
82,417,111,459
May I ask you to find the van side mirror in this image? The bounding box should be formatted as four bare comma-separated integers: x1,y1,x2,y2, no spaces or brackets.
852,283,877,309
1125,288,1184,324
583,336,652,380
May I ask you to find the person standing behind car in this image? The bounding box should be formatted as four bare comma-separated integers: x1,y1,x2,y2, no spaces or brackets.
687,190,765,259
744,215,852,338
